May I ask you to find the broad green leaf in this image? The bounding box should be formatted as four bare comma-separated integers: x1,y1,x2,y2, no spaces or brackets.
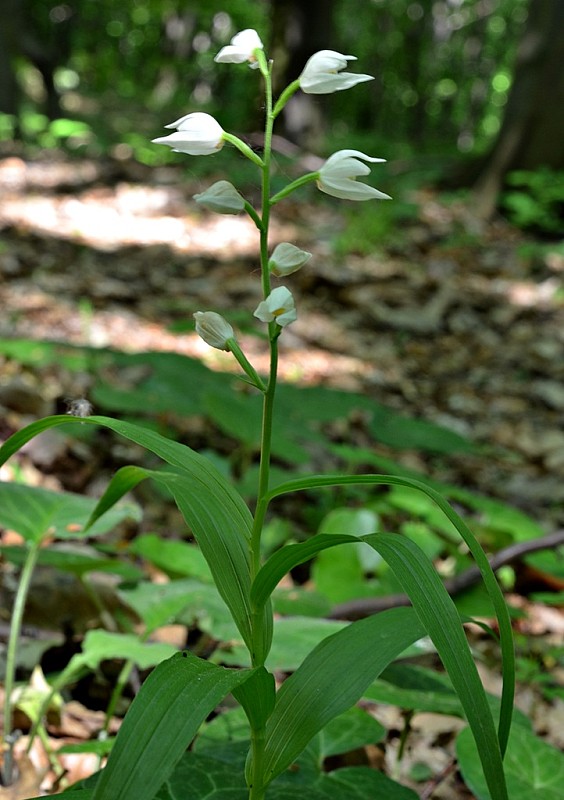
312,508,380,603
262,607,425,783
315,766,418,799
193,707,250,755
251,534,358,610
457,724,564,800
128,533,212,580
312,543,365,603
118,579,218,634
67,630,177,673
153,751,249,799
155,742,417,800
0,481,139,543
265,473,515,757
365,533,508,800
0,417,273,665
91,652,255,800
319,707,386,758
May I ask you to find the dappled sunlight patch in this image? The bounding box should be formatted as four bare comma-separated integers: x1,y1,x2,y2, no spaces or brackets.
0,178,262,256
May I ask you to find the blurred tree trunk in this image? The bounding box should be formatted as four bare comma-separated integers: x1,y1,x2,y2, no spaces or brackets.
0,0,23,116
0,0,75,122
268,0,334,146
473,0,564,217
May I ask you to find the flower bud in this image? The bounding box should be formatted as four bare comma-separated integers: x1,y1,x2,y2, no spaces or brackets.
269,243,312,277
194,181,245,215
194,311,235,350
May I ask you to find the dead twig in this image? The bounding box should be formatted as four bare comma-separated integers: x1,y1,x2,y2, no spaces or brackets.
329,529,564,620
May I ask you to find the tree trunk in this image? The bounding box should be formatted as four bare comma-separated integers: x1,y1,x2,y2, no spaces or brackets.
0,0,24,117
473,0,564,217
268,0,334,147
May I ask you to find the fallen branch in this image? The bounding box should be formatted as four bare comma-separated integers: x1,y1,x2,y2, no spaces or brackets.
329,529,564,620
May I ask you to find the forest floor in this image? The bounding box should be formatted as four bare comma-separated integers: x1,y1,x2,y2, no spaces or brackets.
0,153,563,798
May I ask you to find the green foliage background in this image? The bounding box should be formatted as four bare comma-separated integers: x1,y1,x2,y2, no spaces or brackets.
4,0,529,162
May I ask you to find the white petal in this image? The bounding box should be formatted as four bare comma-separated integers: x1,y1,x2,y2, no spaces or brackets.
254,286,297,326
301,72,373,94
215,28,263,64
318,178,391,201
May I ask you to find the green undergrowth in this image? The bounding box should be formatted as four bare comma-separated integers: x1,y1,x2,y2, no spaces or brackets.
0,337,561,798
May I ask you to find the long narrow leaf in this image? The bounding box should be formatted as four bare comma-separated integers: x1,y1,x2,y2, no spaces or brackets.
92,652,254,800
262,607,425,785
0,417,272,664
265,473,514,754
364,533,508,800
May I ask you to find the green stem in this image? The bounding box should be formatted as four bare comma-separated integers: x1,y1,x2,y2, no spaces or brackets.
272,79,301,119
270,172,318,205
248,726,267,800
2,538,42,785
247,60,278,800
103,658,134,733
223,132,264,168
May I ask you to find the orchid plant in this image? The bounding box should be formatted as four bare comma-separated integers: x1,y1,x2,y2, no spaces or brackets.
0,28,514,800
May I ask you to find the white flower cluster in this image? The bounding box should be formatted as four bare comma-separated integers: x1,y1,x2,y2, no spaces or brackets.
153,30,390,351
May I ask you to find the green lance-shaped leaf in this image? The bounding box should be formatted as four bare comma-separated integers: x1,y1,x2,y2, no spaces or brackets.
91,652,255,800
264,473,514,755
253,528,509,799
363,532,508,800
262,607,425,785
0,417,272,664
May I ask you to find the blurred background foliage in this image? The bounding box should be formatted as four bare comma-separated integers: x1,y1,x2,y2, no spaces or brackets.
0,0,532,159
0,0,562,225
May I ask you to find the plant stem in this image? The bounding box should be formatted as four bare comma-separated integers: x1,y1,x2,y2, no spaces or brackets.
251,60,277,585
248,61,278,800
248,725,267,800
2,538,42,785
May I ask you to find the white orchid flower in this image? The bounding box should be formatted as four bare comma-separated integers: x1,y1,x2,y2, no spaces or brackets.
254,286,297,327
194,311,235,350
317,150,391,201
269,243,312,277
194,181,245,214
215,29,263,69
299,50,373,94
152,113,224,156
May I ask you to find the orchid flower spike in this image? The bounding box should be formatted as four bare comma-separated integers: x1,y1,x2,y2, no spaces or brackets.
254,286,297,328
299,50,373,94
317,150,391,201
194,311,235,350
152,113,224,156
215,29,263,68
